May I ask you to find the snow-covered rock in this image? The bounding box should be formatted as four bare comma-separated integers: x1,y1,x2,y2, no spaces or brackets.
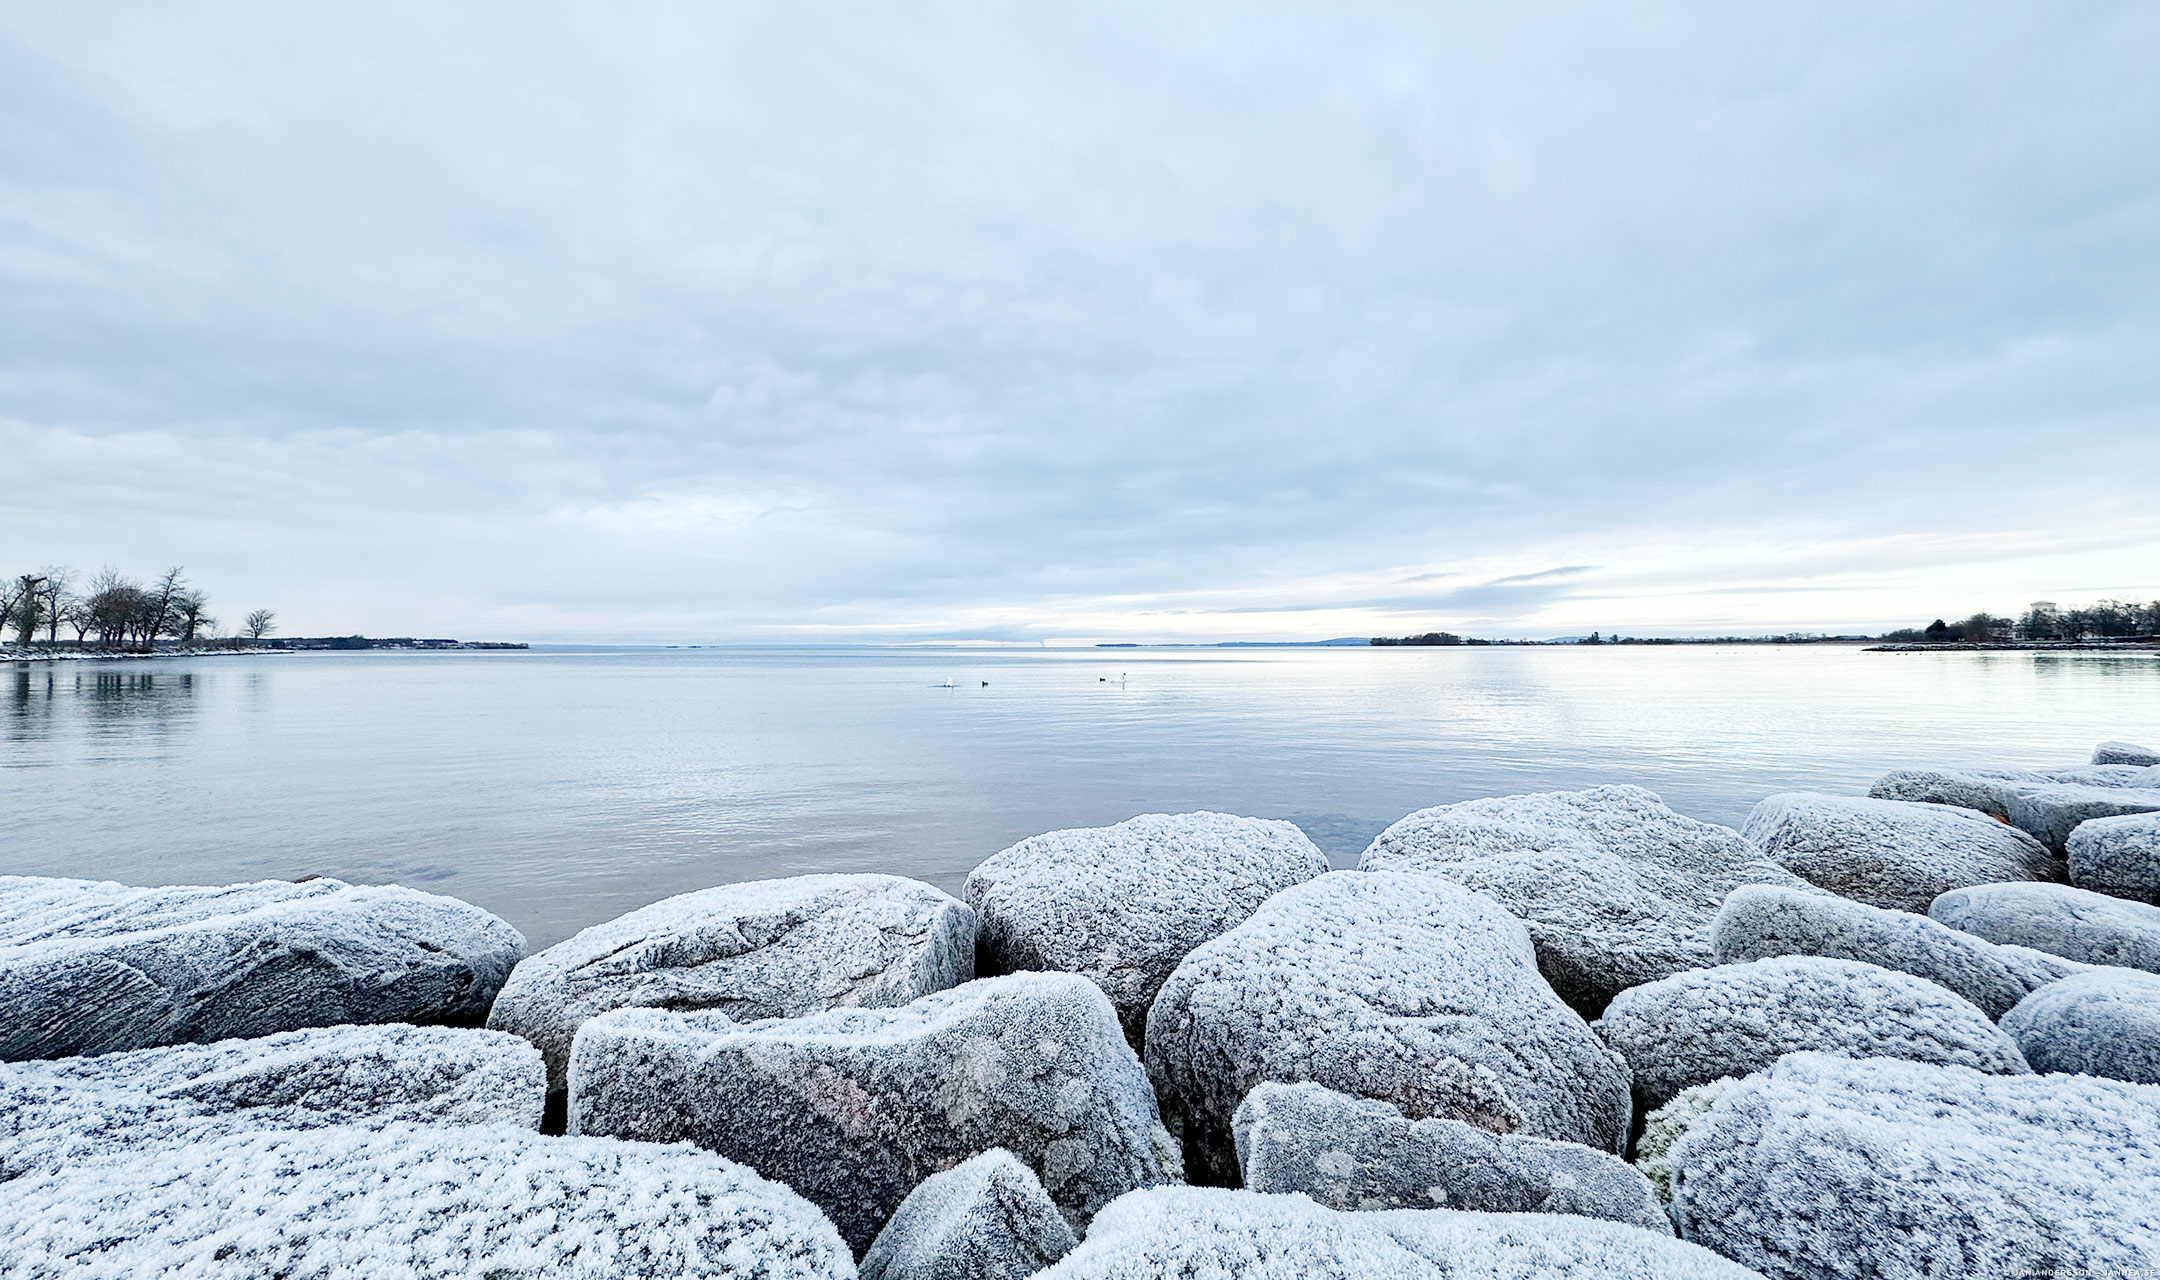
571,971,1174,1254
0,1121,853,1279
488,873,973,1098
860,1148,1076,1280
1358,785,1802,1014
1033,1186,1764,1280
2095,741,2160,767
1712,883,2086,1018
2068,810,2160,904
1231,1081,1666,1230
1930,881,2160,973
0,875,526,1061
1596,956,2027,1109
1740,792,2056,913
2002,784,2160,853
1868,763,2151,820
2000,968,2160,1084
1663,1053,2160,1280
965,812,1327,1045
0,1023,543,1177
1144,870,1630,1185
1636,1082,1731,1205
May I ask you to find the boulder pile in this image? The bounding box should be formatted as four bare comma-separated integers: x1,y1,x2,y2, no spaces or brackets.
10,737,2160,1279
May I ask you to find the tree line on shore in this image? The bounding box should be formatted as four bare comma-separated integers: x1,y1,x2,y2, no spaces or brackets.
2,566,275,650
1369,597,2160,647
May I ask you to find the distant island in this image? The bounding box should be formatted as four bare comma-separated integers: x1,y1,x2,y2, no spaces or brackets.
1371,597,2160,650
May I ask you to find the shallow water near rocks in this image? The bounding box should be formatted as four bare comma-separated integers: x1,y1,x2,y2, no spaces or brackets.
4,645,2156,949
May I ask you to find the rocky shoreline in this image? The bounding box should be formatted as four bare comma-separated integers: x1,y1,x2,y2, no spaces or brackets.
5,745,2160,1277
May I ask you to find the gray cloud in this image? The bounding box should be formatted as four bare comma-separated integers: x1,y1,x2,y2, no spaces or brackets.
2,4,2156,640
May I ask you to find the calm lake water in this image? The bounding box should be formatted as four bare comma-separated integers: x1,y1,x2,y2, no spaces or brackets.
5,645,2157,948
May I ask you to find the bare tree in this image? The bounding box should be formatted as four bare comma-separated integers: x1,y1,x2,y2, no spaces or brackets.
173,589,214,644
38,567,75,644
244,609,278,642
11,572,47,646
63,598,93,644
86,567,144,649
139,567,186,647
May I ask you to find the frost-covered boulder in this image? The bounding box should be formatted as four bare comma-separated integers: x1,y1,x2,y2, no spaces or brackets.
2002,784,2160,853
571,971,1174,1254
1662,1053,2160,1280
965,812,1327,1045
1230,1081,1666,1230
2096,741,2160,767
1712,883,2086,1019
0,875,525,1061
1868,763,2151,821
1035,1186,1764,1280
1596,957,2027,1109
2068,811,2160,904
1359,786,1802,1014
489,873,973,1097
2000,969,2160,1084
0,1023,543,1177
1145,870,1630,1185
860,1148,1076,1280
0,1121,853,1279
1930,881,2160,973
1741,793,2056,913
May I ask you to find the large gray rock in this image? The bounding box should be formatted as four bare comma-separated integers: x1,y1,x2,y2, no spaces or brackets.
2068,810,2160,904
1663,1053,2160,1280
1035,1186,1764,1280
2000,968,2160,1084
860,1148,1077,1280
1596,957,2028,1110
965,812,1327,1046
1869,763,2152,820
2002,784,2160,853
1930,881,2160,973
1359,785,1803,1014
0,875,525,1061
2095,740,2160,767
571,971,1175,1254
1712,883,2086,1018
1231,1081,1666,1231
0,1121,853,1279
0,1023,543,1177
1741,792,2056,913
489,873,974,1096
1144,870,1630,1186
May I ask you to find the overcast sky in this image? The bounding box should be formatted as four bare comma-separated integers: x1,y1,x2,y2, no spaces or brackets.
4,4,2156,642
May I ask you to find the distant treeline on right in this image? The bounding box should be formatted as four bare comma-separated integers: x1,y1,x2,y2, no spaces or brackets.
1369,598,2160,647
1880,598,2160,644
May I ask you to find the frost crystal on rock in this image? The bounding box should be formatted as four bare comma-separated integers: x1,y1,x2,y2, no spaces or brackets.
0,1122,854,1280
0,875,526,1061
966,812,1327,1046
859,1148,1077,1280
1712,883,2084,1019
0,1022,544,1178
1666,1053,2160,1280
1145,869,1630,1185
1033,1185,1763,1279
2000,968,2160,1084
1231,1081,1667,1231
2068,810,2160,905
1930,881,2160,973
1359,785,1803,1014
489,872,974,1096
1596,956,2028,1110
1741,792,2056,913
571,970,1174,1254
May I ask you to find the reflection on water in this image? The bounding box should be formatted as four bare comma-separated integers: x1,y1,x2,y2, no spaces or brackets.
4,647,2157,948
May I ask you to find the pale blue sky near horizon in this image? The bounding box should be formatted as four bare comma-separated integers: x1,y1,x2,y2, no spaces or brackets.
3,4,2157,643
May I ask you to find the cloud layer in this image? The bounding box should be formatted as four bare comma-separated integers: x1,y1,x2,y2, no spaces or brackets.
4,4,2156,640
